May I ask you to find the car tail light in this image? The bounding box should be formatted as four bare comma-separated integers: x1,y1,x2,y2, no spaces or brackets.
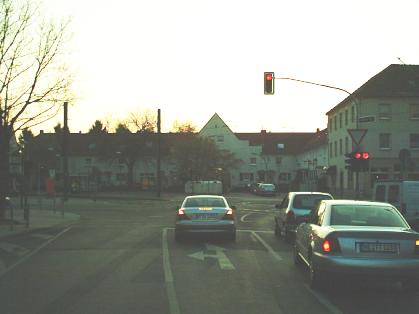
415,240,419,255
223,208,234,220
286,210,295,223
177,208,189,220
322,235,341,254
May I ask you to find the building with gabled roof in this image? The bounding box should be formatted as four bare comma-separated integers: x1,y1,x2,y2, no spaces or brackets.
327,64,419,197
199,113,322,190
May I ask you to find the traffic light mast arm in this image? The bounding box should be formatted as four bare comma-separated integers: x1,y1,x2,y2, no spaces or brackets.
275,76,361,128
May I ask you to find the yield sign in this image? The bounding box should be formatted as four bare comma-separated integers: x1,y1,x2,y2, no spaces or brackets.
347,129,367,146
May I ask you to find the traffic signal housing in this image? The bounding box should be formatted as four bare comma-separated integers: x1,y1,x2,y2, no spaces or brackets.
345,151,370,171
264,72,275,95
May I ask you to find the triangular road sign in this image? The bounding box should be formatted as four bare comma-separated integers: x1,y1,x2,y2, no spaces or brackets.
347,129,368,146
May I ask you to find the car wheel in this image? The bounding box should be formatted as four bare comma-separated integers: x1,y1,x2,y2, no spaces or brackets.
293,245,304,267
274,220,281,237
283,229,293,243
308,256,324,289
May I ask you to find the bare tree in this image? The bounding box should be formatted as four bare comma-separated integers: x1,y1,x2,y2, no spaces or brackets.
172,120,197,133
0,0,72,215
127,110,156,133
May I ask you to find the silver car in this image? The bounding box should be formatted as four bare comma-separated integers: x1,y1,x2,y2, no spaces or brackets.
294,200,419,290
174,195,236,241
274,192,333,242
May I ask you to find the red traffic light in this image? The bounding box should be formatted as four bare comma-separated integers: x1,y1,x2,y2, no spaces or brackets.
362,152,370,159
354,152,362,159
264,72,275,95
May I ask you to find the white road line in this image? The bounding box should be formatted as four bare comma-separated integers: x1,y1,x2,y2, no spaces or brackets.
162,228,181,314
303,284,343,314
237,229,274,234
0,225,73,279
251,231,282,261
240,213,253,222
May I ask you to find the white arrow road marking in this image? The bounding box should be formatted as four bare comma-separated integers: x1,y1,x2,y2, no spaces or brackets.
189,244,235,270
0,243,30,257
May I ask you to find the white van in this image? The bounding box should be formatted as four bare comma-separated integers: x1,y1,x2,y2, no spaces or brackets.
373,180,419,227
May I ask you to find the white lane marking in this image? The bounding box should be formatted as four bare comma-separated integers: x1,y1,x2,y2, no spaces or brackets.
240,213,253,222
162,228,181,314
31,234,53,240
237,229,274,234
0,243,30,257
0,225,73,279
303,284,343,314
189,244,235,270
251,231,282,261
250,234,258,243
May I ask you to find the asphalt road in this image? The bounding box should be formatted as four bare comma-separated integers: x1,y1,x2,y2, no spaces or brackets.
0,195,418,314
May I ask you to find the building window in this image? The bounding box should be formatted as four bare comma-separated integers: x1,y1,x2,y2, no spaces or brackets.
240,173,254,181
334,116,337,131
329,143,333,158
409,104,419,119
339,139,343,155
250,157,257,165
339,112,343,128
379,133,391,150
378,104,391,120
217,135,224,142
351,106,355,123
410,134,419,149
345,110,348,126
345,137,349,154
329,118,332,133
279,173,291,181
334,141,337,157
276,156,282,164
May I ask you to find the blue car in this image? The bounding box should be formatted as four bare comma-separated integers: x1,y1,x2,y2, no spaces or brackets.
175,195,236,241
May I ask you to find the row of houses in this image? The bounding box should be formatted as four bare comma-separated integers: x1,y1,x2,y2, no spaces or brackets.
9,64,419,196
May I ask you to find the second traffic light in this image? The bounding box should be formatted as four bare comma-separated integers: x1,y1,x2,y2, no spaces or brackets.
345,151,370,172
264,72,275,95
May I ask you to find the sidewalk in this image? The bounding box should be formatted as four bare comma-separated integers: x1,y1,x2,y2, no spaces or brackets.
0,197,80,240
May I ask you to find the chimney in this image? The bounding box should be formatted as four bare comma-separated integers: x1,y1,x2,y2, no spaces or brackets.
40,130,44,134
316,128,320,133
261,129,267,134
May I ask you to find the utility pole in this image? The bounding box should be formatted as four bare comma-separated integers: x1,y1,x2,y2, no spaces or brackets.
157,109,161,197
62,101,69,208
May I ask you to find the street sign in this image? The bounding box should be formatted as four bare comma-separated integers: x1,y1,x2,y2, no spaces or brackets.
347,129,368,147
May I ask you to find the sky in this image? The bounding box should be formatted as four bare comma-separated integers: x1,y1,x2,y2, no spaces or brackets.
37,0,419,134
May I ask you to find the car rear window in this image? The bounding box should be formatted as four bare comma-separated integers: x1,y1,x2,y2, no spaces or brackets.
184,197,227,208
260,184,275,191
330,205,407,227
293,194,332,209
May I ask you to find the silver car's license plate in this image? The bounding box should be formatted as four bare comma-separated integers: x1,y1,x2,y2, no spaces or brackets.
359,242,398,253
195,213,217,220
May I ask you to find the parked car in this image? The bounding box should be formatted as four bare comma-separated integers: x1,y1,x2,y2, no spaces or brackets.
255,183,276,196
373,180,419,229
274,192,333,242
248,182,263,194
174,195,236,241
294,200,419,290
